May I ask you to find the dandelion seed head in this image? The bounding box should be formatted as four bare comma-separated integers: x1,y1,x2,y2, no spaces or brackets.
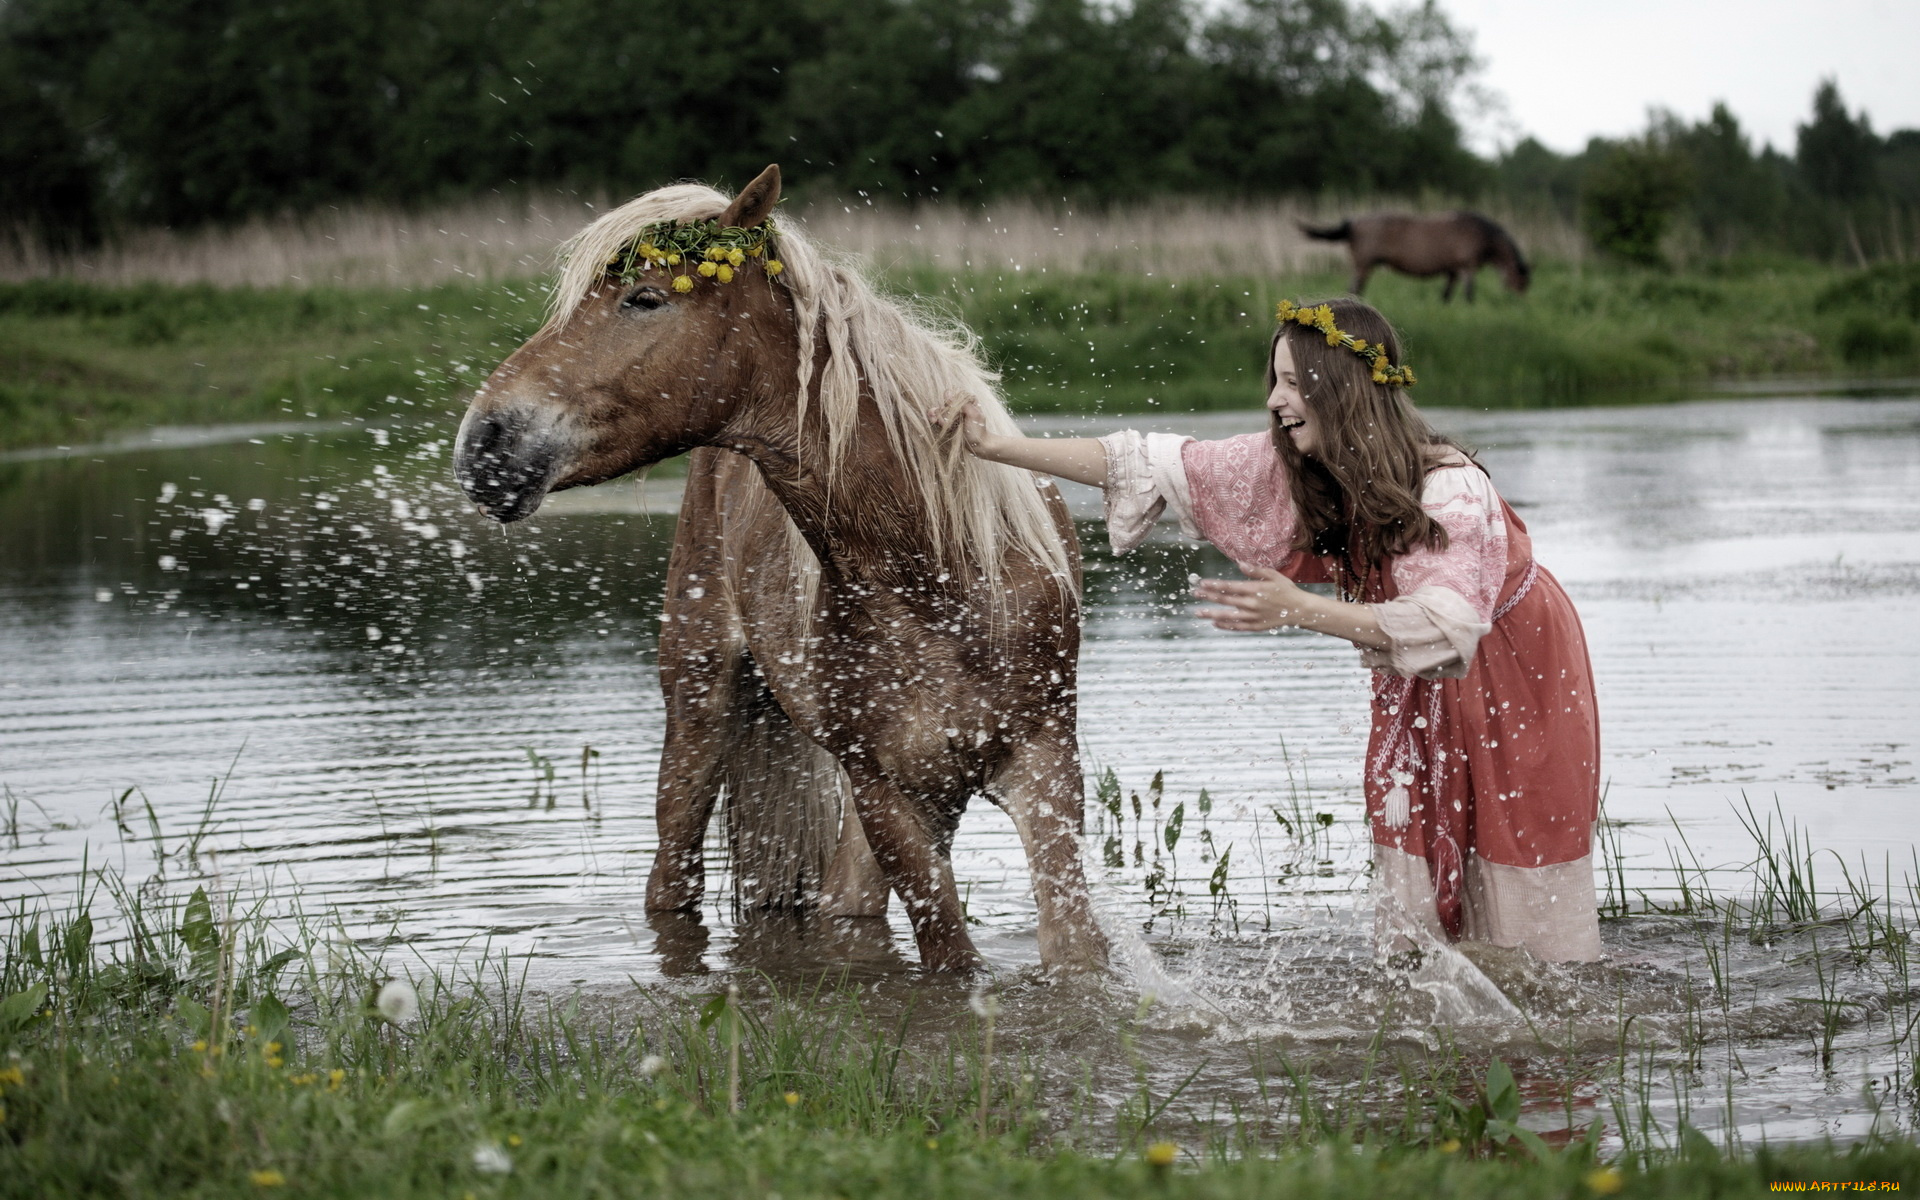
375,979,419,1025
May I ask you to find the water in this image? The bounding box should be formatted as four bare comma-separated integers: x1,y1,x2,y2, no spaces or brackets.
4,386,1919,1145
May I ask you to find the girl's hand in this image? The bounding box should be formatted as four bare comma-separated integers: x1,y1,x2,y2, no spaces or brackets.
1193,564,1317,632
931,393,992,454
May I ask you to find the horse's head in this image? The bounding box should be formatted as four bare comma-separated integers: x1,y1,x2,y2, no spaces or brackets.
1498,235,1532,294
454,166,789,523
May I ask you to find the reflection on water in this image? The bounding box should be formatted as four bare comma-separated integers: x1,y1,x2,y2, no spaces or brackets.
3,388,1919,1144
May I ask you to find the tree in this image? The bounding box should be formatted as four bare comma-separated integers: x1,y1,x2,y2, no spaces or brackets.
1581,136,1690,266
1796,79,1879,203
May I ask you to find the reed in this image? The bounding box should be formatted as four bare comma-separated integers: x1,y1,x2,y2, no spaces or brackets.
0,195,1588,290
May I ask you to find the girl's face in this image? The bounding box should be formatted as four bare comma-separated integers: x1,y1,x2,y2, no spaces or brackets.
1267,337,1316,456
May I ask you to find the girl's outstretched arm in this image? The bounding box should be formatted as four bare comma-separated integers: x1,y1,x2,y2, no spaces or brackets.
934,397,1108,487
1195,566,1392,650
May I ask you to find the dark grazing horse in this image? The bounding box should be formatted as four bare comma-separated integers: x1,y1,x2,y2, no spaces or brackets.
1301,212,1530,301
452,165,1108,975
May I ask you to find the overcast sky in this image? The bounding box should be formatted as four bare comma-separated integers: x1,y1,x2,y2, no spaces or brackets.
1433,0,1920,155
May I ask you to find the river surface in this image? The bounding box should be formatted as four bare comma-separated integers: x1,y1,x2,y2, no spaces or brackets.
3,385,1919,1146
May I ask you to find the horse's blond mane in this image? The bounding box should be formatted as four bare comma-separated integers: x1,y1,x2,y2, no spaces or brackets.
545,183,1073,598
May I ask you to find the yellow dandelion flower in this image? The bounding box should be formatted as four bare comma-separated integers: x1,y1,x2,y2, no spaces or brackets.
748,246,764,258
327,1069,346,1090
1585,1167,1624,1195
716,265,734,283
192,1040,208,1053
1275,300,1296,321
925,1138,939,1150
1145,1141,1177,1167
672,275,695,293
666,253,681,265
0,1066,24,1088
1402,367,1417,384
267,1056,283,1069
727,248,746,266
765,260,784,276
1351,337,1367,352
1325,331,1341,346
249,1169,286,1187
1437,1138,1461,1153
507,1133,523,1147
697,261,718,278
783,1092,800,1106
708,246,728,262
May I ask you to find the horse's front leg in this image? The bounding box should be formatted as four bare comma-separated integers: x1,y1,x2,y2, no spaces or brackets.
991,735,1110,974
1463,269,1478,302
844,760,981,972
1441,272,1459,302
1350,261,1373,295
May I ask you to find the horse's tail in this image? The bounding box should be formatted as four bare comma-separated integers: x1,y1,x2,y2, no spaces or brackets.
719,654,848,911
1298,219,1352,242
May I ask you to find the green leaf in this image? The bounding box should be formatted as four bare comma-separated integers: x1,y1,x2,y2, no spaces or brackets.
1196,788,1211,817
1165,803,1184,853
63,912,93,974
1485,1058,1520,1125
382,1099,446,1137
250,994,291,1044
698,992,729,1031
0,982,48,1032
1488,1118,1553,1162
174,995,211,1038
179,886,218,959
1208,847,1232,896
257,947,303,981
1680,1124,1719,1163
21,922,42,970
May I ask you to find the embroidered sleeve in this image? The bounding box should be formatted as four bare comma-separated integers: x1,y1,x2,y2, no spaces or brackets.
1098,430,1196,553
1361,466,1506,679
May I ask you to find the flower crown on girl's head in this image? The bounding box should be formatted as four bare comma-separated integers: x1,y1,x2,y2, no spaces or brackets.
1274,300,1417,387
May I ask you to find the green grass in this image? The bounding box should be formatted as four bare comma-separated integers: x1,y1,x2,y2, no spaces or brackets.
3,260,1918,453
4,886,1918,1200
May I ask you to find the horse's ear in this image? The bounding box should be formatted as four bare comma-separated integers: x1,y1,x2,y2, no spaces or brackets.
722,164,781,228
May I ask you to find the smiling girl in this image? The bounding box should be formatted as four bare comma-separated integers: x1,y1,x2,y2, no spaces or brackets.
940,297,1602,963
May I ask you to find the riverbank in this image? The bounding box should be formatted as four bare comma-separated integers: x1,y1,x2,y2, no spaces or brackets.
2,260,1916,452
4,887,1918,1200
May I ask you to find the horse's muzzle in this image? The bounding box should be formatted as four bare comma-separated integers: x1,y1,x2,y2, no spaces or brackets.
453,409,558,524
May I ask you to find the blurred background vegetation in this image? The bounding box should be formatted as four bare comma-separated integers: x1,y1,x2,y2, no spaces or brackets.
2,0,1915,268
1,0,1917,449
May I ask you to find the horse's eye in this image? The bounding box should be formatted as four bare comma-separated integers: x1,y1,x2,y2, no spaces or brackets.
622,286,668,312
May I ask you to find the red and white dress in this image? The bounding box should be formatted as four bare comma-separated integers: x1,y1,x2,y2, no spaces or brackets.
1101,430,1602,962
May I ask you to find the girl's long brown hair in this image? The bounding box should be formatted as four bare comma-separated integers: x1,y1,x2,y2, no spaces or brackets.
1267,298,1469,593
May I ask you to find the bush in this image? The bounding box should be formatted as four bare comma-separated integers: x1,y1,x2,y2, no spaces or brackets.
1581,141,1691,266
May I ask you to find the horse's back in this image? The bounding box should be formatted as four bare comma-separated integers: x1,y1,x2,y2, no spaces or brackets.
1351,212,1493,273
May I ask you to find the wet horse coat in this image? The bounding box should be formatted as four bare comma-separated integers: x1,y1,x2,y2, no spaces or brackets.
452,166,1107,974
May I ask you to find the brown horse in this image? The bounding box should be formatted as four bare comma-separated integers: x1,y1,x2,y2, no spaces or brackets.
1301,211,1530,301
452,165,1108,975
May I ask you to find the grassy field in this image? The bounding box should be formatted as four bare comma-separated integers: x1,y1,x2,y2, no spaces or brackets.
4,886,1919,1200
3,259,1917,453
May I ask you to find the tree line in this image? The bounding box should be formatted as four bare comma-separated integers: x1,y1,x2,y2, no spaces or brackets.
1,0,1915,267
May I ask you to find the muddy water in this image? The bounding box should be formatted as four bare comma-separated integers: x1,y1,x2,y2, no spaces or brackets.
3,387,1919,1145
